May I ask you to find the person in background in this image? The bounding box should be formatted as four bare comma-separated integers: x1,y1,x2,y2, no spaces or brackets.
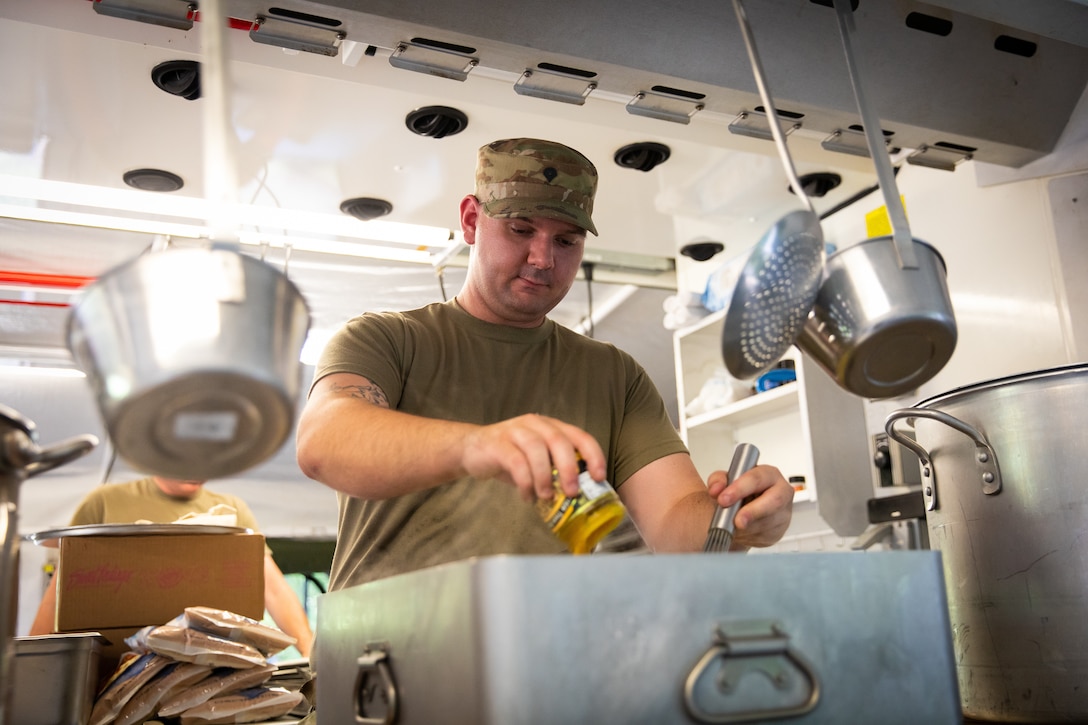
28,475,314,658
295,137,795,592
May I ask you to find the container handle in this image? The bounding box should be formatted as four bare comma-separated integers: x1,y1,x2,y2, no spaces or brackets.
885,408,1002,512
354,645,398,725
683,621,820,723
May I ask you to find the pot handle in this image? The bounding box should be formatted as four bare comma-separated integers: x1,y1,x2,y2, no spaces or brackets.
885,409,1001,512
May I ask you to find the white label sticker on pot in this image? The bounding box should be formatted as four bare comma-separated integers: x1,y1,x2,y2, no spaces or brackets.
173,412,239,441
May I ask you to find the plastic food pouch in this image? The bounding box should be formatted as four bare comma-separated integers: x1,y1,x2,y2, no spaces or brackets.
179,686,305,725
158,663,277,718
114,661,213,725
123,624,157,654
145,625,267,668
88,653,172,725
179,606,296,656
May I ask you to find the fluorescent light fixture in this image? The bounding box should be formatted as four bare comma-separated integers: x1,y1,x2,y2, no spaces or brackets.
0,364,86,378
236,231,433,264
0,203,207,238
0,175,452,248
0,201,436,264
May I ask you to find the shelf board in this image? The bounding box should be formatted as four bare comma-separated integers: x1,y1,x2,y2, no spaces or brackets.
674,308,725,340
684,382,799,430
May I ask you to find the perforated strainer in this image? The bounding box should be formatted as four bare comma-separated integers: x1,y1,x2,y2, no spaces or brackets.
721,209,824,379
721,0,825,380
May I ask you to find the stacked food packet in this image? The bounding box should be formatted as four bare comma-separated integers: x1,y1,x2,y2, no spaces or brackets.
89,607,306,725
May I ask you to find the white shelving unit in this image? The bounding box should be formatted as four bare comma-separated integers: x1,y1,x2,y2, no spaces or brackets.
673,309,875,534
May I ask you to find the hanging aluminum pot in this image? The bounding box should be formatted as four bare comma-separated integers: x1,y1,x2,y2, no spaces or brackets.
797,0,957,399
66,247,311,480
796,237,956,399
886,364,1088,722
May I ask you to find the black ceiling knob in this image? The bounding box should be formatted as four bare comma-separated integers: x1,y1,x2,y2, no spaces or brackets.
794,172,842,198
122,168,184,192
680,240,724,262
151,60,201,100
405,106,469,138
614,142,671,172
340,197,394,221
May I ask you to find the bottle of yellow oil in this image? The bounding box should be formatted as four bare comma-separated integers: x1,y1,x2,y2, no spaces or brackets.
537,454,626,554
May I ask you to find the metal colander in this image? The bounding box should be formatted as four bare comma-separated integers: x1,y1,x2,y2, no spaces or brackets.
722,0,822,381
721,210,824,378
721,0,826,380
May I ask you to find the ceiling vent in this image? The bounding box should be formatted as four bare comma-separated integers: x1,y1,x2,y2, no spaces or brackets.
151,60,201,100
404,106,469,138
613,142,671,172
340,197,394,221
122,168,184,192
795,172,842,198
680,240,724,262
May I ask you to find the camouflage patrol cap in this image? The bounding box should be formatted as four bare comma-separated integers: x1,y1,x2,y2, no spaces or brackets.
475,138,599,236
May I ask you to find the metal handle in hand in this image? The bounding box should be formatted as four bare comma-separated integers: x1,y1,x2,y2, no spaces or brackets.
709,443,761,532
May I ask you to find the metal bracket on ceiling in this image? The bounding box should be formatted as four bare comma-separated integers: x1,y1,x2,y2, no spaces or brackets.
906,144,973,172
625,90,704,125
821,128,880,158
249,15,346,57
514,68,598,106
389,42,479,82
92,0,195,30
728,110,800,141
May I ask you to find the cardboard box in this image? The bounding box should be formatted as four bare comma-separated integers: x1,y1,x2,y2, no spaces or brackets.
55,533,265,632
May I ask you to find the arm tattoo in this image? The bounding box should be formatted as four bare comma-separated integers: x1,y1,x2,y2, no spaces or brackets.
329,380,390,408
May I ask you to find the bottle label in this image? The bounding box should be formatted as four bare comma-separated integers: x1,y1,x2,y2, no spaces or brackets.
539,468,617,532
577,472,613,501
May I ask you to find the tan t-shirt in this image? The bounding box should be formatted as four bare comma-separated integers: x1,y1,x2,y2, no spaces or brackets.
69,477,261,532
313,299,687,590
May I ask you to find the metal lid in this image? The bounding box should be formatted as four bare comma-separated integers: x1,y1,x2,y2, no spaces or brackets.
27,523,251,544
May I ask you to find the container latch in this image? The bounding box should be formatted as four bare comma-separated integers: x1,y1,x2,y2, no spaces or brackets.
683,620,820,723
354,643,397,725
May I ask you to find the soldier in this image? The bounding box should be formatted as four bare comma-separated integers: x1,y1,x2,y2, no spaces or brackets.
296,138,795,590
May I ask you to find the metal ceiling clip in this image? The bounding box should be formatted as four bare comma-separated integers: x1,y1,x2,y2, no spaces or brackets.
249,15,346,57
514,68,598,106
821,127,884,158
728,110,800,141
389,42,479,81
906,144,974,172
625,90,704,125
92,0,195,30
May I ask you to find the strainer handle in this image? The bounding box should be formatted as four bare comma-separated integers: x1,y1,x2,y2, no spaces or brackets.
732,0,814,215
